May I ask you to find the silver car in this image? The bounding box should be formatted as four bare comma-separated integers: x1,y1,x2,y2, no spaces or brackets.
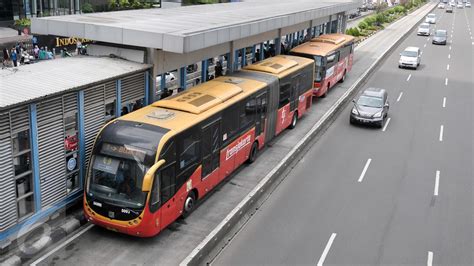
432,29,447,45
350,88,389,128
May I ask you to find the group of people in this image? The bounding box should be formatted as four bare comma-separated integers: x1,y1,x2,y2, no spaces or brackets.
2,41,55,68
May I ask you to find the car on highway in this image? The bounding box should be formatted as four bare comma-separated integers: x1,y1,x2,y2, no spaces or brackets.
425,13,436,24
350,88,389,128
457,2,464,7
446,5,454,12
417,23,431,36
432,29,448,45
449,1,456,6
466,2,471,7
438,3,445,8
399,46,421,69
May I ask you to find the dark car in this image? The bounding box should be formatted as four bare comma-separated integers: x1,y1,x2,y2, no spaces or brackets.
350,88,389,128
432,29,448,45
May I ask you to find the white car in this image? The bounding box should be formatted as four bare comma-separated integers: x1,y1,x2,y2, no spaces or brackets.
425,13,436,24
457,2,464,7
438,3,445,8
465,2,471,7
399,47,421,70
417,23,431,36
449,1,456,6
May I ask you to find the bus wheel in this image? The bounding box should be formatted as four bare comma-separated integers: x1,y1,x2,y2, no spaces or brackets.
340,70,346,83
321,85,329,98
247,142,259,164
289,112,298,129
183,191,196,218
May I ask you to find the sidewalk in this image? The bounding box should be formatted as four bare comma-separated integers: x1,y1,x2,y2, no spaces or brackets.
4,2,437,265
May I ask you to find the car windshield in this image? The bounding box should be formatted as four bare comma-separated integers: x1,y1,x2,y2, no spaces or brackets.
357,95,384,108
402,50,418,57
89,152,148,209
428,14,436,18
420,24,430,29
435,31,447,37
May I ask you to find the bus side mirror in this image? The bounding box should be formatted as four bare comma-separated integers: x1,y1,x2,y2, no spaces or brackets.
142,159,166,192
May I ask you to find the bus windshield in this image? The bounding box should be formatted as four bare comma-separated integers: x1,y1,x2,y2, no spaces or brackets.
89,152,148,209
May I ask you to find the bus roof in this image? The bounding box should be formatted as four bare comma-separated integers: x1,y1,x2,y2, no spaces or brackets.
242,55,314,78
118,76,267,135
290,33,355,57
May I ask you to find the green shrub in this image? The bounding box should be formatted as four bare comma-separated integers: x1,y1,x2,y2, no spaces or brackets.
82,2,94,13
14,18,31,27
358,21,369,30
376,13,386,24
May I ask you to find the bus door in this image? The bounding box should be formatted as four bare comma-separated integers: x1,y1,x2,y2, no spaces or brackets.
255,92,267,137
201,119,221,189
290,74,300,112
158,163,179,230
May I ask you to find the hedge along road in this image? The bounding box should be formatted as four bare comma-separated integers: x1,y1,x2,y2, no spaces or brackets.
27,3,437,266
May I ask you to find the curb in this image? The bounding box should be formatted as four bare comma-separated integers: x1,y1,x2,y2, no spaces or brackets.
180,2,437,265
0,213,84,265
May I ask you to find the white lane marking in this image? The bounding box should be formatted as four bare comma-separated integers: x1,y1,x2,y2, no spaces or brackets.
447,64,450,70
428,251,434,266
443,97,446,108
449,45,452,50
445,78,448,86
420,51,423,55
448,54,451,59
434,171,440,196
31,224,95,266
407,74,412,82
382,118,391,132
358,158,372,183
424,43,427,48
397,92,403,102
439,125,444,142
427,37,430,42
317,233,337,266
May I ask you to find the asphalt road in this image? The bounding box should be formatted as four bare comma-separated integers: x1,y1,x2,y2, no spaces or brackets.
212,6,473,266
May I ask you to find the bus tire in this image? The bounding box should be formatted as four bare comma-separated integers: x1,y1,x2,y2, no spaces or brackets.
289,112,298,129
340,70,346,83
321,84,329,98
182,191,197,218
247,142,259,164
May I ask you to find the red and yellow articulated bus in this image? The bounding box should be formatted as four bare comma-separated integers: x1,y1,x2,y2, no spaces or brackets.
84,55,314,237
290,33,355,98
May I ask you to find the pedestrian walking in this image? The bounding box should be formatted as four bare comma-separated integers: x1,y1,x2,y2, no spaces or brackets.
2,48,9,67
11,47,18,67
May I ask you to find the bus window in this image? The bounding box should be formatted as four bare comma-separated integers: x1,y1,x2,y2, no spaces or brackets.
240,97,257,131
279,84,291,108
178,130,200,171
150,171,160,212
202,120,221,178
222,105,239,143
314,55,323,82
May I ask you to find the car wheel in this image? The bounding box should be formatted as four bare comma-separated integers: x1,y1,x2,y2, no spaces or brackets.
247,142,259,164
182,191,197,218
350,116,355,125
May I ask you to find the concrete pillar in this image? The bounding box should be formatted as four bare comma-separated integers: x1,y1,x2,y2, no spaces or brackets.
144,71,150,105
32,0,37,17
201,59,208,82
275,38,281,55
251,45,256,63
308,20,314,38
146,48,158,103
179,67,186,91
75,0,80,14
160,74,166,93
